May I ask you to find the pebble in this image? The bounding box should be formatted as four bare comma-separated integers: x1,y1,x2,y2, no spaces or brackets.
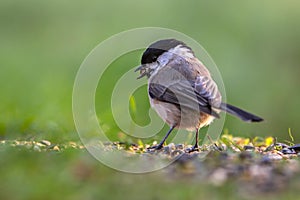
33,145,41,152
289,144,300,152
175,144,184,150
39,140,51,146
53,146,60,151
243,145,255,151
275,142,289,149
163,146,171,154
281,148,296,154
167,143,176,150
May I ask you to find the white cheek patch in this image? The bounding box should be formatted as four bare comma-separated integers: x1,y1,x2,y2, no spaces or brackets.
157,52,173,67
149,62,159,70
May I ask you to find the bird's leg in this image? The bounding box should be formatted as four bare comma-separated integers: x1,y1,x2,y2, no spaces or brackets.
193,128,199,151
149,125,176,150
187,128,200,152
193,128,200,150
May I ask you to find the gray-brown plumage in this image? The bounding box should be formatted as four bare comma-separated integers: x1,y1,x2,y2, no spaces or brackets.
135,39,263,151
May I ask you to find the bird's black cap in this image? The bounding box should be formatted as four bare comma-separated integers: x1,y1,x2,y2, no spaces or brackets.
141,39,191,64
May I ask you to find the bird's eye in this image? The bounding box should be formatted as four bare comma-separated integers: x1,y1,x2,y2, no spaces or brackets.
151,55,157,62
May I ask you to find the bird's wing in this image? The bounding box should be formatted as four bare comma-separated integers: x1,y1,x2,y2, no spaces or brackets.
148,77,221,118
193,76,222,108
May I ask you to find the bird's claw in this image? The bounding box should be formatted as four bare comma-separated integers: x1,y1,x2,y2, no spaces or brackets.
146,144,163,152
186,145,200,153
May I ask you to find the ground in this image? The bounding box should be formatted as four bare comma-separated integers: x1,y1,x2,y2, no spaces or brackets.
1,134,300,200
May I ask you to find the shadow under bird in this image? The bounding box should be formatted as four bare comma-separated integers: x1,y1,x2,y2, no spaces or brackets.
135,39,263,151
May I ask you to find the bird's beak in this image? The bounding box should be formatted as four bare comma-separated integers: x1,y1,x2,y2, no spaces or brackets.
134,65,148,79
134,65,143,72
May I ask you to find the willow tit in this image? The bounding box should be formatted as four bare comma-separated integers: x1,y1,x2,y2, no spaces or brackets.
135,39,263,151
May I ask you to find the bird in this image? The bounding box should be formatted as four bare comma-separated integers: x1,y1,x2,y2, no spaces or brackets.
135,39,263,151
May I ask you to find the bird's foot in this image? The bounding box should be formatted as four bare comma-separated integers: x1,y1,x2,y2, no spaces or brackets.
186,144,200,153
146,144,163,152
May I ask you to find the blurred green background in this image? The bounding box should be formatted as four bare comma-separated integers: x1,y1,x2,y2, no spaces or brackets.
1,0,300,142
1,0,300,199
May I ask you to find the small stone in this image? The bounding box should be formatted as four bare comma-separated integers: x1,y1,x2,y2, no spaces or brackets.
163,146,171,154
281,148,296,154
68,141,78,148
33,145,41,152
40,140,51,146
167,143,175,150
53,146,60,151
103,141,112,146
220,144,227,151
171,149,185,157
243,145,255,151
275,142,289,149
289,144,300,153
175,144,184,150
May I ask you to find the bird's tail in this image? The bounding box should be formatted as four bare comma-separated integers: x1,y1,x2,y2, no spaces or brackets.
220,102,263,122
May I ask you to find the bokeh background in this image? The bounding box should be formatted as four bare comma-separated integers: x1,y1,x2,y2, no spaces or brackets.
1,0,299,142
1,0,300,199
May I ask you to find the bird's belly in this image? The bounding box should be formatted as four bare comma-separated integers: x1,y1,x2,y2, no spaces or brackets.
150,98,215,131
150,99,181,126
